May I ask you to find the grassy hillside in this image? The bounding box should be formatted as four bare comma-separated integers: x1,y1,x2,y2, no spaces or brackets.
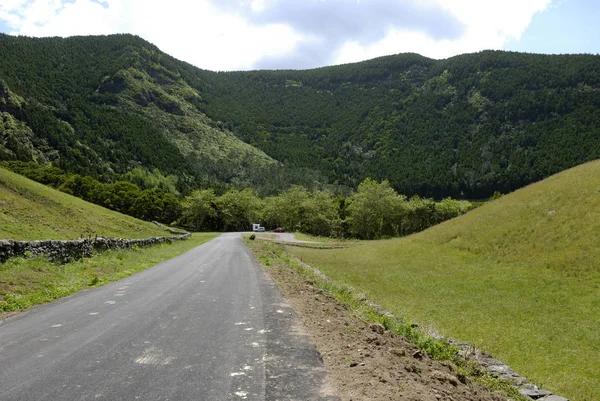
0,167,167,240
288,160,600,401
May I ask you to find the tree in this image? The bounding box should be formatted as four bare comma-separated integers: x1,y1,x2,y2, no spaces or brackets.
178,189,218,231
403,196,437,234
262,185,309,232
215,188,263,231
301,190,340,237
346,178,406,239
434,197,472,225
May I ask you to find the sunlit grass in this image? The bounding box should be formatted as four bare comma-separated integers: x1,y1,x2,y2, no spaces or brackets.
0,233,218,313
248,239,528,401
0,167,167,240
288,160,600,401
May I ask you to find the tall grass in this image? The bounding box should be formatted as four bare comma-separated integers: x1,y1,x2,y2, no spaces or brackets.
288,160,600,401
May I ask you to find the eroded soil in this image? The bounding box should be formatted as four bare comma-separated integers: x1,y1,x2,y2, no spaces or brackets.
260,256,510,401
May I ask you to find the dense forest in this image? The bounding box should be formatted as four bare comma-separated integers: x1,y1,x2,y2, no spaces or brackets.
1,33,599,198
1,161,473,239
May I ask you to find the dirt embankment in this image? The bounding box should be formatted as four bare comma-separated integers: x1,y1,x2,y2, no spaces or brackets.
260,254,510,401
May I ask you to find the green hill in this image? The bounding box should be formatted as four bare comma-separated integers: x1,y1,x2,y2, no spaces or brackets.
288,160,600,401
0,167,167,240
1,34,599,196
0,34,275,191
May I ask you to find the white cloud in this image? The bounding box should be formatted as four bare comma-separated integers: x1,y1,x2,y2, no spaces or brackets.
16,0,115,36
1,0,552,70
0,0,30,28
334,0,552,64
1,0,304,70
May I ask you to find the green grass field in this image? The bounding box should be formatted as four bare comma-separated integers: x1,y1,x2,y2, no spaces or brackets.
0,167,167,240
288,160,600,401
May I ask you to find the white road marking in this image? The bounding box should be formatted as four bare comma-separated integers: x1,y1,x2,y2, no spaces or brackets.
105,301,116,305
51,324,62,328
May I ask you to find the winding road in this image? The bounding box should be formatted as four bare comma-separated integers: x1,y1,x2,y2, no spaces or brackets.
0,233,336,400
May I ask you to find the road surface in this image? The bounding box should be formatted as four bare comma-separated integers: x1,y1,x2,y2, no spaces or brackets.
0,233,336,400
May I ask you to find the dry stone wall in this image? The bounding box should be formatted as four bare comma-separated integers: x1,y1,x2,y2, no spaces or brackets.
0,234,191,264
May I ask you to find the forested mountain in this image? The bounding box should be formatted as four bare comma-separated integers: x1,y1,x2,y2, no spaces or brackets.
0,34,276,193
1,33,599,197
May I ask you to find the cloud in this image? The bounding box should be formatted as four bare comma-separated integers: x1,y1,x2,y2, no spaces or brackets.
212,0,464,69
0,0,552,71
333,0,552,65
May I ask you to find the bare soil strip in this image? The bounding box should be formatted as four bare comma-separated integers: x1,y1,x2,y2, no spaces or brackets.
254,245,511,401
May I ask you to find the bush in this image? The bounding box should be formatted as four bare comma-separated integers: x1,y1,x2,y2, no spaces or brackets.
249,234,256,241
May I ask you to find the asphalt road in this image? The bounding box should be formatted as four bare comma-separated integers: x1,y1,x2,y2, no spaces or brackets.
0,233,337,401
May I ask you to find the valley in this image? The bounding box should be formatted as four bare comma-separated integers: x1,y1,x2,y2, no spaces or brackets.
1,33,598,401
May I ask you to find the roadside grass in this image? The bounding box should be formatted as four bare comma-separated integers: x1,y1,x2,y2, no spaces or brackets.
0,167,167,240
292,232,336,242
247,239,528,401
293,232,361,245
0,233,218,314
286,160,600,401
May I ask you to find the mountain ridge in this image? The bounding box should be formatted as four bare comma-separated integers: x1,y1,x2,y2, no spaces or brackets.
1,33,599,196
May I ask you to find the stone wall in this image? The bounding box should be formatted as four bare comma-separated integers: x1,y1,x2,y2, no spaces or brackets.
0,234,191,264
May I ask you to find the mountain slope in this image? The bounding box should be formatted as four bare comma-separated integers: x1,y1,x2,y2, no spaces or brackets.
0,166,167,240
288,160,600,401
0,34,275,189
190,52,600,197
1,34,599,196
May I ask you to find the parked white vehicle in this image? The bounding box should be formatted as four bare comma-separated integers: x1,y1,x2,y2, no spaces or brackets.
252,223,265,232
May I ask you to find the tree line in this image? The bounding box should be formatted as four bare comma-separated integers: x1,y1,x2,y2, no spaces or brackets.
3,162,473,240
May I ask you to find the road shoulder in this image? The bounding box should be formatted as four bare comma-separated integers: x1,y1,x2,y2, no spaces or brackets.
248,240,511,401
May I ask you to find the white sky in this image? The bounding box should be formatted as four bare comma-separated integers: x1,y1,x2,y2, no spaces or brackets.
0,0,556,71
